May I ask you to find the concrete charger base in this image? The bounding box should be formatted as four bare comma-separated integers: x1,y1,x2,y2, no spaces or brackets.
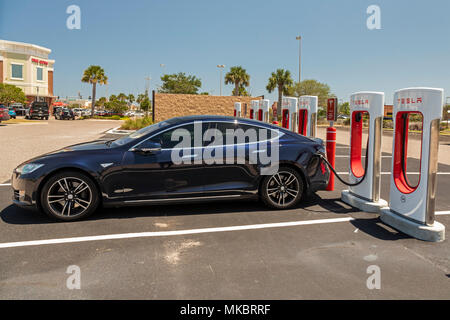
380,208,445,242
341,190,387,213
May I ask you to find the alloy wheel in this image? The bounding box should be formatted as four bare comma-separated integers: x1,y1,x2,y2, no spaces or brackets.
266,171,300,207
46,177,92,217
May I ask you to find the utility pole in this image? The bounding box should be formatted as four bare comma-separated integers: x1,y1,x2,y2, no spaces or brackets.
296,35,302,83
217,65,225,96
145,76,151,96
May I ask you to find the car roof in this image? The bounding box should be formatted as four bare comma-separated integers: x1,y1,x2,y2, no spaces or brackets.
167,115,276,128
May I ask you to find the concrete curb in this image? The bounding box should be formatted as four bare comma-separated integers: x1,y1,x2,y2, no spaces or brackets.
380,208,445,242
341,190,388,213
105,126,136,135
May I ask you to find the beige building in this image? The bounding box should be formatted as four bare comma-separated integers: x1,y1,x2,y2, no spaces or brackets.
0,39,55,105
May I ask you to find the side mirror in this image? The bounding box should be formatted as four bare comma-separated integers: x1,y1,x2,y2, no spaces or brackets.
131,142,161,155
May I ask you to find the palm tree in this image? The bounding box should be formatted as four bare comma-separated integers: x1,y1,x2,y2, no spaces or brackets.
81,65,108,117
224,66,250,96
266,69,294,113
117,93,127,102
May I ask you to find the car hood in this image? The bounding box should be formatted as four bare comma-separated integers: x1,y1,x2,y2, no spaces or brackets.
15,140,115,168
39,140,112,157
61,140,112,152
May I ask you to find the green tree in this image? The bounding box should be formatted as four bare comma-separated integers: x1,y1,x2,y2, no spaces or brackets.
81,65,108,117
109,94,117,102
104,100,128,114
0,83,26,105
136,93,146,105
117,93,127,102
339,102,350,116
224,66,250,96
159,72,202,94
289,79,332,109
95,97,107,107
128,94,135,106
140,96,151,116
266,69,294,112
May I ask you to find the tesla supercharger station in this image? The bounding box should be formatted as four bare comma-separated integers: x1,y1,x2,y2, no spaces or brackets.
281,97,298,131
298,95,318,137
341,92,388,213
380,87,445,242
259,99,270,123
234,102,242,117
249,100,259,120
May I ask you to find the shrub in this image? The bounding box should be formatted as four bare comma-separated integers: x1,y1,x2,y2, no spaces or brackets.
120,116,153,130
383,120,393,129
343,118,351,126
111,115,121,120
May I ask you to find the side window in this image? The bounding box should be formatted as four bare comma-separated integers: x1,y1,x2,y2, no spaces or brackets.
216,123,279,145
147,122,212,149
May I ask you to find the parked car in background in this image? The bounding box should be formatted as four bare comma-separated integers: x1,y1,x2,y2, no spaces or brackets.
0,105,10,122
8,107,17,119
55,108,75,120
11,103,26,116
105,110,124,117
53,107,62,116
72,108,83,117
25,102,49,120
94,110,107,116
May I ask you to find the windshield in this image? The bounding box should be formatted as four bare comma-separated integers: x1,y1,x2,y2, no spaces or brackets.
111,121,170,147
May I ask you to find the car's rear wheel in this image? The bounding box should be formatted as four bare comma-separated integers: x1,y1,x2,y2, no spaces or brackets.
40,171,100,221
260,167,304,210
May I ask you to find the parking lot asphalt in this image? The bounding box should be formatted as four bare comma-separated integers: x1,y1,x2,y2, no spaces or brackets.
0,141,449,299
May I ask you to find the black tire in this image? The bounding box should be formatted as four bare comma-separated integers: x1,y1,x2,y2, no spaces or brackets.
260,167,304,210
40,171,100,221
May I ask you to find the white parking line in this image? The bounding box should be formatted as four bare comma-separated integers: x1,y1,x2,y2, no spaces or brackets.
436,211,450,216
0,184,11,187
0,217,355,249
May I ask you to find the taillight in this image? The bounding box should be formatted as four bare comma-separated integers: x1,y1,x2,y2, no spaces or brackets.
30,108,33,114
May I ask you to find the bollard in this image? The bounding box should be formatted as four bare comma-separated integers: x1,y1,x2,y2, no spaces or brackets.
326,127,336,191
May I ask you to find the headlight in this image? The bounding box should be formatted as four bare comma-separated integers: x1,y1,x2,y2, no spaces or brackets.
15,163,45,175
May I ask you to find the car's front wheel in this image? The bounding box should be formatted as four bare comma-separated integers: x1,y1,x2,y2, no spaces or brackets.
260,167,304,210
40,171,100,221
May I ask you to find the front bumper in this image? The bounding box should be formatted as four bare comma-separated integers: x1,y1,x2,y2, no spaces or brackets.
11,171,39,210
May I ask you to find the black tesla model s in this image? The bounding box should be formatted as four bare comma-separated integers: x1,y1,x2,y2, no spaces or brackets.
12,115,329,221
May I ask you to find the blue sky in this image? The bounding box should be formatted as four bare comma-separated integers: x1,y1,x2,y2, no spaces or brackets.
1,0,450,104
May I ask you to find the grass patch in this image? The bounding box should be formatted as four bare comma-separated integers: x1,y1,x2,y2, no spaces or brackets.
120,116,153,130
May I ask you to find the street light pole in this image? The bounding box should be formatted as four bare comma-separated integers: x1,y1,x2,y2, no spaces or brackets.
217,65,225,96
296,36,302,83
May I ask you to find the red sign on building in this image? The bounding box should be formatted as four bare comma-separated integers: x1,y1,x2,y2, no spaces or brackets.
327,98,338,121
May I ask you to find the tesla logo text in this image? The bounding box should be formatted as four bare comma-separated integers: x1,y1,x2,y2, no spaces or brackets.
397,97,422,105
351,99,369,106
